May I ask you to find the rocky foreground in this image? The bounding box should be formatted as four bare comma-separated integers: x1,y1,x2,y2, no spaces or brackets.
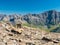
0,23,60,45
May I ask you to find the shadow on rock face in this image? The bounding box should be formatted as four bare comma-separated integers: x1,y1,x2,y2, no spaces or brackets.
11,29,22,34
41,37,59,43
42,37,52,42
26,42,35,45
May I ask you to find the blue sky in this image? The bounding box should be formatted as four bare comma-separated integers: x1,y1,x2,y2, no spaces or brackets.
0,0,60,15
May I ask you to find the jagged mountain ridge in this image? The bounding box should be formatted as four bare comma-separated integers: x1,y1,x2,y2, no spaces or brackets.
0,10,60,28
23,10,60,26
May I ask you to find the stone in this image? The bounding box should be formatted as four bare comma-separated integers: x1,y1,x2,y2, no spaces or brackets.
26,42,35,45
7,40,17,45
0,42,5,45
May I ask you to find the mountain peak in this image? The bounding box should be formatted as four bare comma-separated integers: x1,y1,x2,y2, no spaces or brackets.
46,10,57,13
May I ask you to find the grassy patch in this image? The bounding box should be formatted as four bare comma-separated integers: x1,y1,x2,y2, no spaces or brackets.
22,23,49,31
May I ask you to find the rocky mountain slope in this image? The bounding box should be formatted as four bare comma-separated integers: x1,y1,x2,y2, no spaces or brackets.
0,22,60,45
23,10,60,27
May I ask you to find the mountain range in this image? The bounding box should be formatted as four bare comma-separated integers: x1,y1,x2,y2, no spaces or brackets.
0,10,60,32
